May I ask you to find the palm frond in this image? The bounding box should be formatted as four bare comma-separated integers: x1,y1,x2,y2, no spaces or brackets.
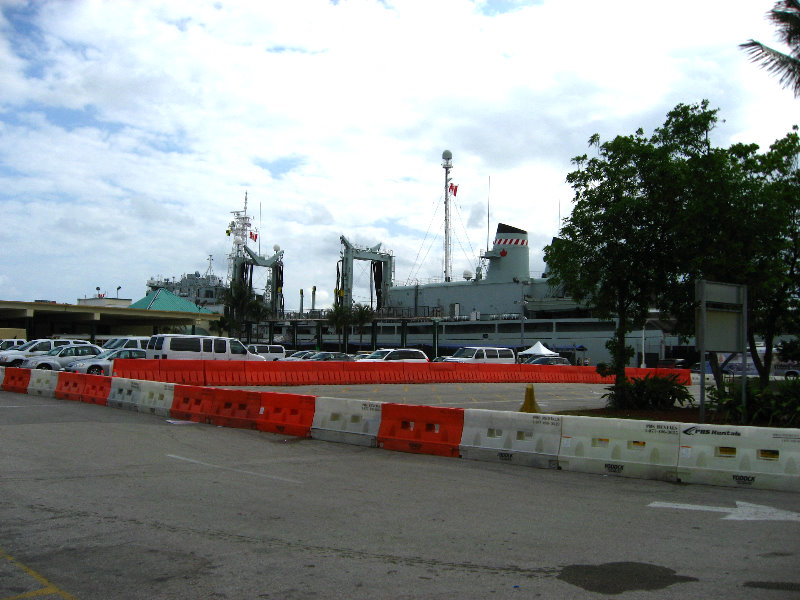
741,39,800,97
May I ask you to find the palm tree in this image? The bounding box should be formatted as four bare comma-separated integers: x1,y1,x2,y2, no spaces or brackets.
351,303,375,351
741,0,800,97
326,303,352,352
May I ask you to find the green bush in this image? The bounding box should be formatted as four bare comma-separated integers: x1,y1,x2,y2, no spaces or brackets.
603,374,693,410
708,378,800,426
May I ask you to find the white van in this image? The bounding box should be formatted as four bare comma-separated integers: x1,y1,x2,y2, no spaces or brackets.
246,344,286,361
103,336,151,350
443,347,516,364
146,335,266,361
0,339,26,351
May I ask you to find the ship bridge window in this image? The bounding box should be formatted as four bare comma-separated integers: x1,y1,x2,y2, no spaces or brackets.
498,322,553,334
556,321,615,332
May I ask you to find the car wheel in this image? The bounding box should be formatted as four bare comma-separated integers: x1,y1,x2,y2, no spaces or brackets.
10,360,23,367
87,366,103,375
786,371,799,380
37,364,51,370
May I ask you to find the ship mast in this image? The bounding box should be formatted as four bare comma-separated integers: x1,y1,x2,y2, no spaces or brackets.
442,150,453,282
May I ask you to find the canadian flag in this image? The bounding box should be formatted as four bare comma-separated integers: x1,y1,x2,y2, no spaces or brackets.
448,183,459,197
249,231,258,242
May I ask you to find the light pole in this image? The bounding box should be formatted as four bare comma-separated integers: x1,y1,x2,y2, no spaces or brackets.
442,150,453,282
515,281,530,348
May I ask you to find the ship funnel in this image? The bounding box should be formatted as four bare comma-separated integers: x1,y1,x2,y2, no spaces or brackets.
483,223,530,283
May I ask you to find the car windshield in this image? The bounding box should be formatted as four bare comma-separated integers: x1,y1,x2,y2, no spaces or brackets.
93,350,118,359
451,348,477,358
103,339,125,349
44,347,62,356
366,350,392,359
15,340,39,351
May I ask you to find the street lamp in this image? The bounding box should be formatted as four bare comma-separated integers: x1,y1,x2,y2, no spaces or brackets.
116,285,122,298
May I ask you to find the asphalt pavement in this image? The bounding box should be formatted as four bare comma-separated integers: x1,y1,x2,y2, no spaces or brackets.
2,384,798,599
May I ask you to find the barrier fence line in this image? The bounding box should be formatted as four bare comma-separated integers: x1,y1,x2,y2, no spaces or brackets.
2,366,797,493
557,416,682,482
460,410,562,469
111,359,692,387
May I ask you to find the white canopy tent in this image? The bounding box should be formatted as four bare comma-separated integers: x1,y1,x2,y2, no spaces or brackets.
518,341,559,357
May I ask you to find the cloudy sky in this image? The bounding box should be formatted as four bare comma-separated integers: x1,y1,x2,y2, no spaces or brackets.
0,0,796,309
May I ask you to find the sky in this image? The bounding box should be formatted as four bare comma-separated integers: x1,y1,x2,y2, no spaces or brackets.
0,0,797,310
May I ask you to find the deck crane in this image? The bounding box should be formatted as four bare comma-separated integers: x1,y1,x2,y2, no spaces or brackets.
336,236,394,310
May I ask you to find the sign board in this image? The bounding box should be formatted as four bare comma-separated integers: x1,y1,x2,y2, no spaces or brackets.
695,280,748,423
695,281,746,352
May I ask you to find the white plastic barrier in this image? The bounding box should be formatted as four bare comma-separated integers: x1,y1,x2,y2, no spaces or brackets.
136,380,176,417
26,369,60,397
106,378,141,411
311,397,383,447
460,410,562,469
677,423,800,492
558,416,681,482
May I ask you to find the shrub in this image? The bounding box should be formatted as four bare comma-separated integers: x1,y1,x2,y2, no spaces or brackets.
603,374,693,410
708,378,800,426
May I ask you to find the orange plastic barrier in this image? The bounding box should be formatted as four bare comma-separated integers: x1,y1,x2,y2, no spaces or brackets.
54,372,87,401
278,362,315,386
205,388,262,429
245,361,283,385
377,403,465,457
112,359,160,381
429,362,458,383
170,385,214,422
382,364,408,384
454,364,481,383
343,362,378,384
205,361,247,386
2,367,31,393
256,392,316,437
159,360,205,385
403,362,434,383
81,374,112,405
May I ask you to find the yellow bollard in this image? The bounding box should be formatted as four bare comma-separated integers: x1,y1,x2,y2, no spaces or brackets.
519,383,541,413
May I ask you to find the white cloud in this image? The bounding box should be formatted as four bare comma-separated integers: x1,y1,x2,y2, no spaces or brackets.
0,0,796,307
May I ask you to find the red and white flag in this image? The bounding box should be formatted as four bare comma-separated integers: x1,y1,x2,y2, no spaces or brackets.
249,231,258,242
448,183,459,196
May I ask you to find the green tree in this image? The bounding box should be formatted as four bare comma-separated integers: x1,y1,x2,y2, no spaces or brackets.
222,280,267,340
326,303,352,352
741,0,800,97
546,101,800,395
351,303,375,350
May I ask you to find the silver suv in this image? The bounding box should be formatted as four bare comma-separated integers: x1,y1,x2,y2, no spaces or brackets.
0,339,89,367
21,344,103,370
359,348,429,362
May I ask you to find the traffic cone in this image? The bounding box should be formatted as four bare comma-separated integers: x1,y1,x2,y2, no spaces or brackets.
519,383,541,413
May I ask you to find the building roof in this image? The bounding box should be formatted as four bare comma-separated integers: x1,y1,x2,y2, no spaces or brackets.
129,288,214,313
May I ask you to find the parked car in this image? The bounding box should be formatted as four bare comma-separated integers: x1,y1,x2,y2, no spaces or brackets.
524,356,571,366
359,349,429,362
0,338,90,367
246,344,286,361
282,350,317,361
21,344,103,370
145,335,265,361
102,336,151,350
443,346,516,364
64,348,147,375
306,351,354,361
656,358,687,369
0,339,26,351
